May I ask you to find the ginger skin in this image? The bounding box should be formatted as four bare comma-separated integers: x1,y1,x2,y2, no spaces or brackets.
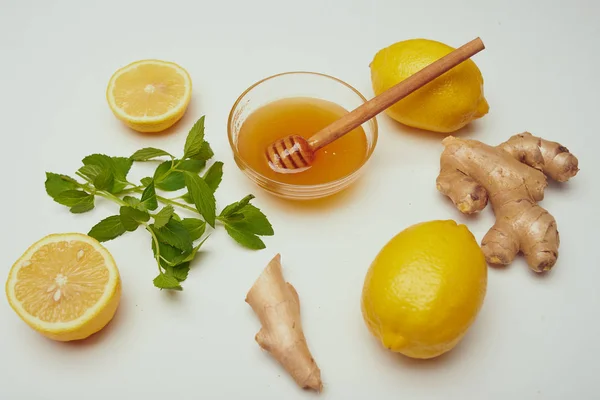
246,254,323,392
436,132,579,272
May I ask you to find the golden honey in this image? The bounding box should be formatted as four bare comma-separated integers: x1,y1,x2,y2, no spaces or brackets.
237,97,368,185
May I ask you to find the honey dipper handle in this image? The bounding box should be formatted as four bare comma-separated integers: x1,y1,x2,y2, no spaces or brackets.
308,37,486,151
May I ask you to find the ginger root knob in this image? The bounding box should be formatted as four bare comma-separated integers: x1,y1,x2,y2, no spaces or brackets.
246,254,323,392
436,132,579,272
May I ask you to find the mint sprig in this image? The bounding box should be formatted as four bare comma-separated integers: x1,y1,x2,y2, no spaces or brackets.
217,195,274,250
44,116,274,291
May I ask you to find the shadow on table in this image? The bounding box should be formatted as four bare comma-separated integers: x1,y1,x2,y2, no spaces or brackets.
59,298,126,347
382,113,484,143
263,173,370,214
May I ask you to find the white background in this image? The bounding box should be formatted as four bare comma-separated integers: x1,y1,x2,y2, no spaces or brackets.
1,0,598,399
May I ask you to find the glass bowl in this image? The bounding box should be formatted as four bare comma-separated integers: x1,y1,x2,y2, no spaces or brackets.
227,71,378,200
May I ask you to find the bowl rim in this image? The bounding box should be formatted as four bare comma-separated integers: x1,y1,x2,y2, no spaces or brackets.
226,70,379,191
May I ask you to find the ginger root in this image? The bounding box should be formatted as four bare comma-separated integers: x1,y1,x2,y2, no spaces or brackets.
245,254,323,392
436,132,579,272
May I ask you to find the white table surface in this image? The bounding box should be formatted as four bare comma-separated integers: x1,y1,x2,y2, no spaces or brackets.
1,0,598,399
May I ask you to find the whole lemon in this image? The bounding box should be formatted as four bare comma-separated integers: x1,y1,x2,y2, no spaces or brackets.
370,38,489,133
361,220,487,359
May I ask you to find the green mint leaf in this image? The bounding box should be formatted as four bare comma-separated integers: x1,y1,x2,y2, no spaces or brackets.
88,215,126,242
130,147,173,161
203,161,223,192
110,157,133,191
152,240,187,267
123,196,142,209
69,195,95,214
219,194,255,217
166,263,190,282
44,173,92,214
181,218,206,241
45,177,94,213
78,164,104,182
141,177,153,186
93,169,114,191
219,198,272,249
153,160,205,191
178,159,206,172
184,172,216,227
171,212,182,221
149,222,205,274
183,116,205,159
223,224,266,250
54,190,90,207
233,204,274,236
171,263,190,281
153,219,193,253
81,155,113,179
120,206,150,232
153,205,174,229
81,154,132,193
82,154,112,170
120,206,150,222
180,237,209,263
191,141,214,162
154,159,205,176
157,237,207,269
155,173,184,192
181,193,194,204
140,181,158,211
45,172,79,199
153,273,182,291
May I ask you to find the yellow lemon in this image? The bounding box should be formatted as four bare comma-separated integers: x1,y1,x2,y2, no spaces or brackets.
370,38,489,133
5,233,121,341
106,59,192,133
361,220,487,359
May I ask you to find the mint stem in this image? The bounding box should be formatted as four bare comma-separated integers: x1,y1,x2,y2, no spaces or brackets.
159,196,198,214
96,190,127,206
119,185,144,194
146,225,163,275
75,171,88,182
154,158,184,183
131,188,198,214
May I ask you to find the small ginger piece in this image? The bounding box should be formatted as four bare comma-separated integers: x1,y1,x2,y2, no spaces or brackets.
246,254,323,392
436,132,579,272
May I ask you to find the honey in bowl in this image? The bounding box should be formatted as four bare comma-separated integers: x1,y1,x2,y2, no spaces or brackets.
237,97,368,186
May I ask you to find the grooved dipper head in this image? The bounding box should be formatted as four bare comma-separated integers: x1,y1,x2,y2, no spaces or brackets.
265,135,315,174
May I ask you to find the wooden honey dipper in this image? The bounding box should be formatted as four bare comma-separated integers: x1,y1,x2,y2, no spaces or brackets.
265,37,486,173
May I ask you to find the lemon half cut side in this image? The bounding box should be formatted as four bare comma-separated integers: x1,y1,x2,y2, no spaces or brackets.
5,233,121,341
106,59,192,133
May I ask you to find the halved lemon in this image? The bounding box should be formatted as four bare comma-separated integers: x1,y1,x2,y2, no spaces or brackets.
5,233,121,341
106,59,192,133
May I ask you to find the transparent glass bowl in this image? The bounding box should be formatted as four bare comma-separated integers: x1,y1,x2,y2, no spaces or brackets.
227,71,378,200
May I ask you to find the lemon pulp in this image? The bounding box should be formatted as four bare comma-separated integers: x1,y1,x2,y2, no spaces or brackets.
6,233,121,341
